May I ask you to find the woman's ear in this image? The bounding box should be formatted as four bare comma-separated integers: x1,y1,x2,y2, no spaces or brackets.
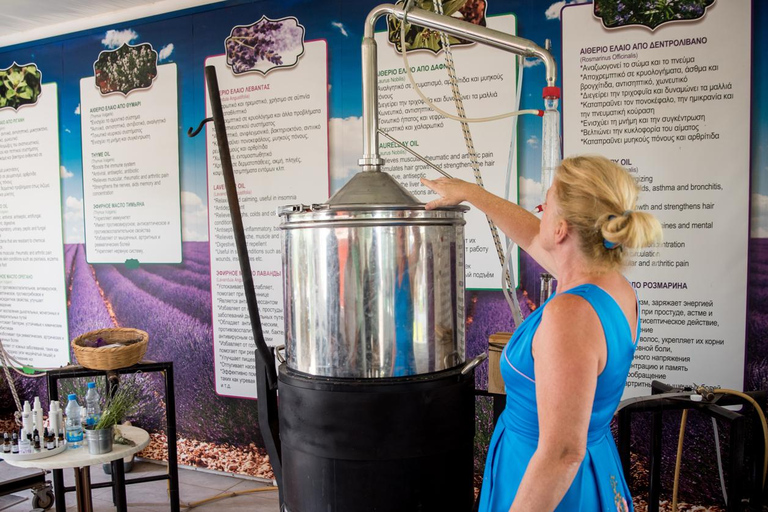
553,218,569,245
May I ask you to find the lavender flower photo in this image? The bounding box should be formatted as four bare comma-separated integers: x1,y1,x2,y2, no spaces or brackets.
225,17,305,75
594,0,714,30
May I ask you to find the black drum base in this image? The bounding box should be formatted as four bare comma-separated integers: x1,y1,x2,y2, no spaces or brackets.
278,364,476,512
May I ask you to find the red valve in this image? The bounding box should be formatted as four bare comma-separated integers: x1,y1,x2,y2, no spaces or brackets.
543,86,561,99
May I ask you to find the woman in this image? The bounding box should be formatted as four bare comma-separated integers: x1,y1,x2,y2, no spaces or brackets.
422,155,662,512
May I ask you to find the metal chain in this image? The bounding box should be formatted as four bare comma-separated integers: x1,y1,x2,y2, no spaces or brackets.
427,0,513,292
0,340,23,426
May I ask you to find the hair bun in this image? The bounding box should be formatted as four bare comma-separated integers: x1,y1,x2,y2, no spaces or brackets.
600,213,629,249
554,155,663,270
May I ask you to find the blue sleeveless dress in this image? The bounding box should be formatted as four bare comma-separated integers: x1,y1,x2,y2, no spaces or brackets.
478,284,639,512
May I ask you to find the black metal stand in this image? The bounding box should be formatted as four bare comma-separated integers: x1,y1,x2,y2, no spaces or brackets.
617,381,766,512
255,350,282,504
474,389,507,426
46,361,180,512
190,65,283,505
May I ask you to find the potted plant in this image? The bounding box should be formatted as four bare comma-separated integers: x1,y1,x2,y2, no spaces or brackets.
84,380,141,455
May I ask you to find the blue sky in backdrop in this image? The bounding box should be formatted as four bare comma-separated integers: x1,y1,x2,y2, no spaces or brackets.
0,0,765,241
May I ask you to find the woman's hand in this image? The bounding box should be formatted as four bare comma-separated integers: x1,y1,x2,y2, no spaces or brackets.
420,177,477,210
422,176,557,275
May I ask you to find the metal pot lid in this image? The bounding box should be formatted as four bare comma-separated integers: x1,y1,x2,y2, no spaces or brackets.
277,170,469,221
327,170,420,206
277,203,469,214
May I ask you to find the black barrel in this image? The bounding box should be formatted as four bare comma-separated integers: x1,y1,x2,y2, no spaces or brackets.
278,364,476,512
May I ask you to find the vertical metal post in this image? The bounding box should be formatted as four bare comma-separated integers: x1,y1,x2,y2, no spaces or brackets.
648,410,663,512
492,394,506,426
257,353,283,504
750,410,765,509
47,372,58,401
52,469,66,512
73,467,93,512
360,37,382,171
165,364,181,512
82,466,92,512
111,465,118,506
111,459,127,512
617,409,631,481
203,65,277,389
203,65,283,497
727,416,745,512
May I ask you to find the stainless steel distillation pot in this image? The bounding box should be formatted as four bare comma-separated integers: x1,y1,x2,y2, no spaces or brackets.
280,172,469,378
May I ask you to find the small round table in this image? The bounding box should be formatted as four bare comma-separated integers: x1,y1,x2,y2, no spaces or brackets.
3,425,149,512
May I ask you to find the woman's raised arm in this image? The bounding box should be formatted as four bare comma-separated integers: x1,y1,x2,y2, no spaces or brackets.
421,177,556,275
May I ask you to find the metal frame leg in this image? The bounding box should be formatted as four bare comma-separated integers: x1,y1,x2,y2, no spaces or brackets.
74,468,83,512
727,417,745,512
165,366,181,512
52,469,66,512
492,394,506,426
111,458,127,512
618,409,631,482
73,467,93,512
83,467,92,512
648,411,663,512
750,410,765,509
112,465,118,506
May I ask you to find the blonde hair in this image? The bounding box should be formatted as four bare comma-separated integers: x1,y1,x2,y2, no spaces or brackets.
553,155,663,271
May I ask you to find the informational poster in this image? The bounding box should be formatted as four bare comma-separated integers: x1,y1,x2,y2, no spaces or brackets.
206,30,329,398
563,1,751,396
0,80,69,367
376,15,519,289
81,53,181,264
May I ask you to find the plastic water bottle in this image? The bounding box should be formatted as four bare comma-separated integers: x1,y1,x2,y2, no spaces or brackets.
65,394,83,449
85,382,101,427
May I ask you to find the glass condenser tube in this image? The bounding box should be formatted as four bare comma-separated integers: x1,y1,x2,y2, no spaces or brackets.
540,93,561,202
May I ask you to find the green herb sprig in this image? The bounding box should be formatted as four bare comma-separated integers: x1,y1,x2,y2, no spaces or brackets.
93,379,142,430
0,64,42,110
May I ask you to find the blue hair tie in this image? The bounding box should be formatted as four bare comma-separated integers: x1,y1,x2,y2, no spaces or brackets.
604,214,620,249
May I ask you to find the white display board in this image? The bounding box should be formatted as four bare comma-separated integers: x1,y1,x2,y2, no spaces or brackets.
80,64,182,264
0,83,69,367
562,1,751,396
376,15,519,289
206,42,330,398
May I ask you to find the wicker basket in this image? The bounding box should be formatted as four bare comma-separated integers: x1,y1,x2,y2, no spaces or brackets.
71,328,149,370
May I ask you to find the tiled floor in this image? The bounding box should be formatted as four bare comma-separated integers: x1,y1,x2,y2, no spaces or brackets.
0,459,280,511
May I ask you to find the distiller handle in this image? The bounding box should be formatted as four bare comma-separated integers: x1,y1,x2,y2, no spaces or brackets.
460,353,488,375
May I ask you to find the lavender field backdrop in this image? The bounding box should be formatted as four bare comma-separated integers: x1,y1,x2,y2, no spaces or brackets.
0,242,271,478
